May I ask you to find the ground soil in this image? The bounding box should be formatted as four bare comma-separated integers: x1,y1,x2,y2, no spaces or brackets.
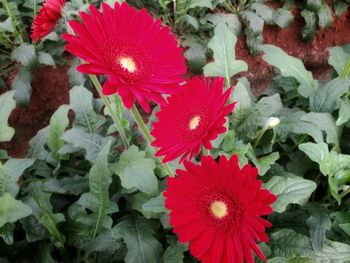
235,5,350,94
0,66,70,157
1,5,350,158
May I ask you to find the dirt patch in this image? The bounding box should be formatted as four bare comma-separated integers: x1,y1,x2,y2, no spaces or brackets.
0,65,70,158
235,6,350,94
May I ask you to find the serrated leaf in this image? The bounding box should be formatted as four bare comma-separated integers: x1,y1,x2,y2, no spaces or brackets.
115,145,158,196
28,128,49,160
251,3,274,24
244,27,263,56
271,229,350,262
182,37,207,73
202,13,241,35
0,223,14,245
68,58,86,86
241,10,264,33
0,91,16,142
20,215,49,243
25,182,65,244
0,17,14,33
317,4,333,29
306,0,322,11
11,66,32,107
328,46,350,76
273,8,294,28
69,86,106,132
264,176,317,213
143,194,166,214
0,158,34,196
306,205,332,252
113,214,162,263
163,241,187,263
336,99,350,126
47,105,70,162
61,128,112,162
11,43,35,66
248,150,280,176
76,142,118,239
262,45,317,98
204,23,248,84
38,51,55,66
334,2,349,17
301,9,317,42
301,113,340,148
43,175,89,195
310,78,350,112
0,193,32,228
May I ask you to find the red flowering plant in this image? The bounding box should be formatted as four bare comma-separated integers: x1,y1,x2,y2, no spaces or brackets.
2,1,350,263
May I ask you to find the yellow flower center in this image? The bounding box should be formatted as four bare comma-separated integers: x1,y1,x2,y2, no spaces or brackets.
210,201,228,219
119,56,136,73
189,115,200,130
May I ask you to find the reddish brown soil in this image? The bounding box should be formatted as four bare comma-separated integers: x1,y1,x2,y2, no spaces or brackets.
0,66,70,157
235,6,350,94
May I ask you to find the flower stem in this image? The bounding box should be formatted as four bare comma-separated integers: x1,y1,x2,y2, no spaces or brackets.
340,59,350,79
130,105,175,177
89,75,129,148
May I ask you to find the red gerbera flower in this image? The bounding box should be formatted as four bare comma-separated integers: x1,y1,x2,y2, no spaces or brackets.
62,3,186,112
31,0,65,42
151,76,235,163
164,155,276,263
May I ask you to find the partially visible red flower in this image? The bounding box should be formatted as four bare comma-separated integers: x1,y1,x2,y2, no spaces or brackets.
62,3,186,112
151,76,235,163
164,155,276,263
31,0,65,42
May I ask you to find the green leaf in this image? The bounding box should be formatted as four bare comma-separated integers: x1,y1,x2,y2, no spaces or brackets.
0,17,14,33
301,9,317,42
76,141,118,239
262,45,317,98
69,86,106,132
163,237,187,263
115,145,158,196
204,23,248,84
0,193,32,228
68,58,86,86
11,43,35,66
334,2,349,17
310,78,350,112
189,0,212,9
271,229,350,262
47,105,70,162
306,0,322,11
113,214,162,263
306,205,332,252
20,215,49,243
301,113,340,149
299,142,350,178
264,176,317,213
248,150,280,176
0,158,35,196
25,182,65,244
182,36,207,73
328,46,350,76
202,13,241,35
0,91,16,142
241,10,264,33
336,99,350,126
244,27,263,56
43,175,89,195
143,194,167,214
251,3,274,24
0,223,14,245
317,4,333,29
61,128,112,162
11,66,33,107
273,8,294,28
38,51,55,66
28,128,49,160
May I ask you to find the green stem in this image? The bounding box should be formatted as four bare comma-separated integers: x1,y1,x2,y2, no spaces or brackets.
340,187,350,199
89,75,129,148
1,0,24,43
130,105,175,177
340,59,350,79
253,125,268,149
